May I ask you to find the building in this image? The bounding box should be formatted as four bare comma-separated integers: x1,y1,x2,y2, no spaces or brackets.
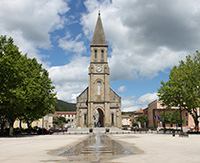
76,13,122,128
132,109,148,128
132,109,144,123
55,111,76,128
145,100,196,130
121,115,132,127
13,114,53,129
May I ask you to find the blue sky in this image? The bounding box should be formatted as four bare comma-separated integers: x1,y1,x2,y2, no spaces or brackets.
1,0,200,111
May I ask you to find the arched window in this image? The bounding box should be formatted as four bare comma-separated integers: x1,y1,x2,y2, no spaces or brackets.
97,82,101,95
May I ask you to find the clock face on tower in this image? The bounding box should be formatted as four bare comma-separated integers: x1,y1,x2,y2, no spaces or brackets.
96,66,102,72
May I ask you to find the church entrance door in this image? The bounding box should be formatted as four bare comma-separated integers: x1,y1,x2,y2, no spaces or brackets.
94,108,104,127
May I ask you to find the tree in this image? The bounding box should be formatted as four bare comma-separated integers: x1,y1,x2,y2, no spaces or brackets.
22,60,56,129
181,52,200,132
158,66,185,131
136,115,148,128
158,51,200,132
53,116,68,129
171,110,185,128
160,111,171,125
160,110,184,128
0,36,27,135
0,35,56,135
132,122,138,127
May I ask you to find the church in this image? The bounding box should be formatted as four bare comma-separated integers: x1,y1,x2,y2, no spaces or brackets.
76,13,122,128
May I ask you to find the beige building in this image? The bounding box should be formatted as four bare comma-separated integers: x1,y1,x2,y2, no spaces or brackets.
121,115,131,127
55,111,76,128
76,13,122,128
14,114,53,129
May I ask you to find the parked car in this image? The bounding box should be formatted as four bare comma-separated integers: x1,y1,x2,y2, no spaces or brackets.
37,128,54,135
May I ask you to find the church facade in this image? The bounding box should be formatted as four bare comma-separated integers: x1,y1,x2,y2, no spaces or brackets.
76,14,122,128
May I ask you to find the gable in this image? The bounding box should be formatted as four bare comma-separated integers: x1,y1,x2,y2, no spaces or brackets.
77,87,88,103
110,87,121,103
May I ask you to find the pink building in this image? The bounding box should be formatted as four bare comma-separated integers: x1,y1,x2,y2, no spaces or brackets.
144,100,197,131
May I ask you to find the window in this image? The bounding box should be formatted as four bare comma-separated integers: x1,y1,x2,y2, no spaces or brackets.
101,50,104,58
186,120,188,126
185,111,188,118
97,82,101,95
95,50,97,59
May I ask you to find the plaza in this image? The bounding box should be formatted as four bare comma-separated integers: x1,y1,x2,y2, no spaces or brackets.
0,133,200,163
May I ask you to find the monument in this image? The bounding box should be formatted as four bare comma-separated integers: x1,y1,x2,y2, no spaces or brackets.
76,13,121,128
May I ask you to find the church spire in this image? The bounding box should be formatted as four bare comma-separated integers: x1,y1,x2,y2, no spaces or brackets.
91,13,107,46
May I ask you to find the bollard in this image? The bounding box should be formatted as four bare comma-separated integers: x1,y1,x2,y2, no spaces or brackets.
172,130,175,137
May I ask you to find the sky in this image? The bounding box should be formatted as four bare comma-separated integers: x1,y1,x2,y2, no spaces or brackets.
1,0,200,112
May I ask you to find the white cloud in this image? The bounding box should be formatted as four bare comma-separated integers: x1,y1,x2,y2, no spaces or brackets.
122,92,158,112
58,34,86,54
118,86,127,93
82,0,200,81
0,0,69,63
49,55,90,102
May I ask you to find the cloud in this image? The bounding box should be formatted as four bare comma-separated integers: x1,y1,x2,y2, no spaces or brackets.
0,0,69,64
122,92,158,112
49,55,90,102
58,33,86,54
82,0,200,81
118,86,127,93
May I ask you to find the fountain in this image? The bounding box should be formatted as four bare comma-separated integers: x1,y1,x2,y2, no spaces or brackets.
59,132,133,162
56,109,134,161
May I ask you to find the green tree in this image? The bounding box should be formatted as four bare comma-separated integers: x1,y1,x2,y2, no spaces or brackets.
136,115,148,128
0,36,27,135
22,60,56,129
171,110,185,128
158,51,200,132
158,66,185,131
53,116,68,129
160,111,184,128
132,122,138,127
160,111,172,125
0,35,56,135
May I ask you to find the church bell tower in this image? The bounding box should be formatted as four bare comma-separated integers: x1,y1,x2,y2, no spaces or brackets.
76,13,121,128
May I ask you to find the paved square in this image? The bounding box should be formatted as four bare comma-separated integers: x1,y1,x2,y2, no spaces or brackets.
0,134,200,163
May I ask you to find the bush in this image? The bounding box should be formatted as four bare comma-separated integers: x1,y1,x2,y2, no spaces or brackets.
132,122,138,127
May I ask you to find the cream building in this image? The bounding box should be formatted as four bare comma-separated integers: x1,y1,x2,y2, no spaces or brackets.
76,13,122,128
121,115,131,127
14,114,53,129
55,111,76,128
